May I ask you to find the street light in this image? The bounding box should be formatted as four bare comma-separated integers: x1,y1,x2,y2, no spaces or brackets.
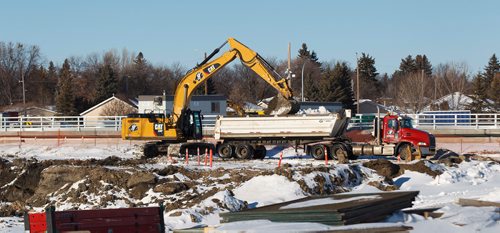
301,61,306,102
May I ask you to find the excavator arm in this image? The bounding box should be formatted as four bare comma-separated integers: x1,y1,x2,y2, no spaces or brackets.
171,37,297,123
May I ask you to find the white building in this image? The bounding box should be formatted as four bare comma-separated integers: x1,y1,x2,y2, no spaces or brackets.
138,95,227,116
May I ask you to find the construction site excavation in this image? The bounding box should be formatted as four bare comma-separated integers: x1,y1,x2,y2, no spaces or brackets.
2,12,500,232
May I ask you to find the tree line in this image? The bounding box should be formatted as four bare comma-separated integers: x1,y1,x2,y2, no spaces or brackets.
0,41,498,115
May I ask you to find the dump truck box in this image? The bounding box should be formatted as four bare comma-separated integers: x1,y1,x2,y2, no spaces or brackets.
214,110,351,140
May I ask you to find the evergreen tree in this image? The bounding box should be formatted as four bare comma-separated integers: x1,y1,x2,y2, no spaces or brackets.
206,78,217,94
415,55,432,77
298,43,311,60
490,73,500,110
324,62,355,110
128,52,150,97
399,55,417,74
484,54,500,100
46,61,58,105
356,53,380,99
304,73,320,101
56,59,77,115
298,43,321,66
467,73,490,112
134,52,146,67
297,43,322,100
95,63,118,103
37,65,49,105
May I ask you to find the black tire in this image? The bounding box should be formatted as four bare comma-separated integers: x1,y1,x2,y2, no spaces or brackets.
310,144,328,160
143,143,159,158
254,145,267,160
331,143,349,164
397,144,412,161
235,144,254,160
217,143,234,159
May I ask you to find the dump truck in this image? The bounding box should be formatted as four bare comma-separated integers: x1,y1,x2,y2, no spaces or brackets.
213,109,436,161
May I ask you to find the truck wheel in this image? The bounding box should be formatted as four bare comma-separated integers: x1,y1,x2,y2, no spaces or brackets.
235,144,254,160
397,144,412,161
217,143,234,159
310,144,328,160
254,145,267,160
143,143,159,158
331,144,349,164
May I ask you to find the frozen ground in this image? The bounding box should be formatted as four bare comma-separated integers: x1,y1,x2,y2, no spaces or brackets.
0,139,499,232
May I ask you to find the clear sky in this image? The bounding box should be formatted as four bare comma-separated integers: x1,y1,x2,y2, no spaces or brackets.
1,0,499,75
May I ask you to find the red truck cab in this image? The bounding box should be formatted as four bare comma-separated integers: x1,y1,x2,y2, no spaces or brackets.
381,115,436,157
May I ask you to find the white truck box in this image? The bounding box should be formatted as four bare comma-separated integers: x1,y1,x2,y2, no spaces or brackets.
214,111,350,140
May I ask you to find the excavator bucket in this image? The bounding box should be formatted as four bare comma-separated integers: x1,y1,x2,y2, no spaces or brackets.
265,95,300,115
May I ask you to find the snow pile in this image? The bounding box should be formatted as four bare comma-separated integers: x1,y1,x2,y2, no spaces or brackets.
0,143,139,160
217,219,333,232
296,106,330,115
384,160,500,232
233,174,305,207
223,190,247,212
389,204,500,233
431,161,500,185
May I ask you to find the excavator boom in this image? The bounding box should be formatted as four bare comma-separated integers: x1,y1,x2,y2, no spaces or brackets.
172,37,298,123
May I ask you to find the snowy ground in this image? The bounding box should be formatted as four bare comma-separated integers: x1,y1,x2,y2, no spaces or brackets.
0,139,499,232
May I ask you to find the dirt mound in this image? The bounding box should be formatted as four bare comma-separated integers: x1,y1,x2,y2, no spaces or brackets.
432,148,459,160
363,159,401,178
0,156,370,217
399,160,443,177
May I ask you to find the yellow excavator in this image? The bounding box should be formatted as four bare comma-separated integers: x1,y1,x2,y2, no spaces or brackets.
121,38,299,157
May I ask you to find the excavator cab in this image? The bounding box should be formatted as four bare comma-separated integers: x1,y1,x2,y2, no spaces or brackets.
177,109,203,140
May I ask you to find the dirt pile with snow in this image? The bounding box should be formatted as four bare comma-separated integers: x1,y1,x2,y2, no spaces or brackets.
0,158,370,218
1,142,499,232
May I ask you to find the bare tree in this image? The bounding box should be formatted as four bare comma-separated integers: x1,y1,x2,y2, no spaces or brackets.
0,42,40,106
393,71,431,113
433,62,470,110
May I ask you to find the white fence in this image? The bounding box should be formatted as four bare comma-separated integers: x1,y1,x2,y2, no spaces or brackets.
1,113,499,133
349,113,500,130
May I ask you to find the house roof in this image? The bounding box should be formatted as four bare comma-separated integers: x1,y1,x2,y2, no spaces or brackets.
0,105,58,114
138,95,227,102
356,99,392,114
422,92,472,111
26,106,58,114
80,96,136,116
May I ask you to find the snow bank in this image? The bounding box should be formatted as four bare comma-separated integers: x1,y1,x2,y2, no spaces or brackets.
233,174,305,207
0,143,139,160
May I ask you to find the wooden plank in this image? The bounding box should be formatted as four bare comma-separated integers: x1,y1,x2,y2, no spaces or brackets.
458,198,500,207
402,207,443,219
327,225,413,233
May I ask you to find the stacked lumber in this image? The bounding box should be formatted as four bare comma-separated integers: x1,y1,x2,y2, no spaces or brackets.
221,191,419,226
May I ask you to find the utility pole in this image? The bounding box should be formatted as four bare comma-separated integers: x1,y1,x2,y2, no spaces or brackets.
301,62,306,102
287,42,292,89
19,58,26,116
421,69,424,113
356,53,360,114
